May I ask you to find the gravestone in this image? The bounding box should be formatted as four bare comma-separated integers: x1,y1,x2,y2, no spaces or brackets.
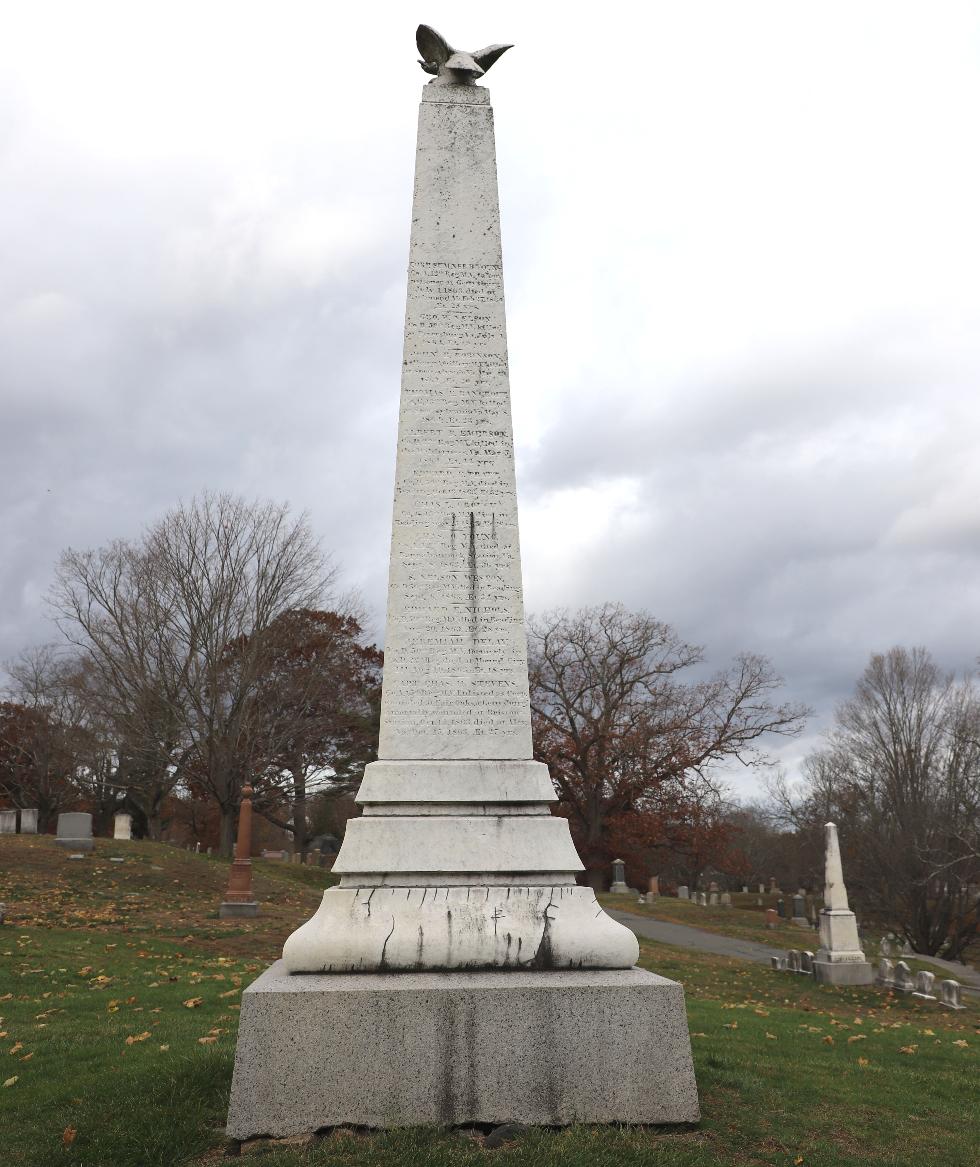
879,937,894,959
787,949,801,973
113,813,132,840
812,823,873,985
758,884,765,895
876,958,894,987
741,886,748,894
0,810,16,834
20,809,38,834
610,858,629,894
800,951,814,974
765,908,778,929
677,885,689,900
708,892,719,906
770,955,788,971
55,812,94,852
648,875,659,897
768,877,778,893
697,892,708,906
892,961,914,993
708,881,719,893
720,892,732,908
791,894,808,926
776,898,786,918
226,26,699,1138
939,979,965,1010
911,971,936,1000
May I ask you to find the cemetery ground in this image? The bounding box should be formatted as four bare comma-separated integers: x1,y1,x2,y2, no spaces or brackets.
0,837,976,1167
596,894,979,983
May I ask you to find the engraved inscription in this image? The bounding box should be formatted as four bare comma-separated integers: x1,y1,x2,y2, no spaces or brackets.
380,257,532,759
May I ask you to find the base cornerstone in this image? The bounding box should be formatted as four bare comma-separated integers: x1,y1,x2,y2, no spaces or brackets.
226,962,699,1138
219,901,259,919
812,959,873,986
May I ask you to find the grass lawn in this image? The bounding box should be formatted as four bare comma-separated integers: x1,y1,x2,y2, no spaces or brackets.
1,837,977,1167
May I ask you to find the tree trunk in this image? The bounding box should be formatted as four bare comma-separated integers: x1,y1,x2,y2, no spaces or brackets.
291,765,308,858
220,806,236,858
585,866,607,893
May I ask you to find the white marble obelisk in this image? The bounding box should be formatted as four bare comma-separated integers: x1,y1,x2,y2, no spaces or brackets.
226,29,699,1136
282,54,635,975
812,822,873,985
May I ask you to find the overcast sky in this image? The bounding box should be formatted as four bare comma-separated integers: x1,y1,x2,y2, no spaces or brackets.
3,2,979,798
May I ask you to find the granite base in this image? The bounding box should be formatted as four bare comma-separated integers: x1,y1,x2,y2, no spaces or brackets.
226,962,699,1138
812,959,874,986
220,901,260,918
55,838,94,852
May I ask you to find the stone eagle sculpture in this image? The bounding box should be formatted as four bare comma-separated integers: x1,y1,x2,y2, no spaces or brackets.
416,24,512,85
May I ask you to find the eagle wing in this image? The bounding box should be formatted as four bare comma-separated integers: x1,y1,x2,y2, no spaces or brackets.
416,24,452,68
472,44,513,73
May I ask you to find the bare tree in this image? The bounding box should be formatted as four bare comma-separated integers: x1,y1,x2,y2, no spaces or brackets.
528,603,809,890
790,647,980,959
50,492,336,853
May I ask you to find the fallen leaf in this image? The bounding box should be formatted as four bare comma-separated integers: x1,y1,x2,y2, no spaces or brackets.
952,1039,968,1048
159,1044,170,1052
77,967,93,977
847,1035,866,1044
765,1032,777,1040
9,1042,23,1055
722,1022,738,1030
899,1045,918,1055
858,1057,870,1067
3,1076,17,1087
822,1036,834,1046
19,1052,33,1062
124,1032,151,1045
197,1035,218,1045
183,997,203,1009
62,1127,77,1147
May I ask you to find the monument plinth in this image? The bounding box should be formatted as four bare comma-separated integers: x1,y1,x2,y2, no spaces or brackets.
812,822,873,985
226,26,699,1137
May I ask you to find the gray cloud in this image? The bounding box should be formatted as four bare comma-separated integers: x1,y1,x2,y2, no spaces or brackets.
3,4,980,799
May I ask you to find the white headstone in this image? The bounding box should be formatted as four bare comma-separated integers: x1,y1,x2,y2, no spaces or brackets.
708,892,719,906
0,810,17,834
801,950,814,974
677,885,689,899
113,813,132,840
939,979,965,1010
911,970,936,999
20,809,38,834
893,961,914,993
787,949,801,972
876,957,895,987
720,892,732,908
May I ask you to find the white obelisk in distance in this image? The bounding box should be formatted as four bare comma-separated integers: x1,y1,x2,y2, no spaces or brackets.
813,822,873,985
283,58,636,973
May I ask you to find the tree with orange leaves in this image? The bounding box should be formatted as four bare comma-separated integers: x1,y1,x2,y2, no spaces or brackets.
528,603,807,891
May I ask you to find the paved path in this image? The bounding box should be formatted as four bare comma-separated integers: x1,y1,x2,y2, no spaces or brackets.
607,909,779,965
609,909,980,996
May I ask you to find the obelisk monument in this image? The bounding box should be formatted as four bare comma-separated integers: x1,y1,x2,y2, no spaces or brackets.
812,821,873,985
226,26,699,1136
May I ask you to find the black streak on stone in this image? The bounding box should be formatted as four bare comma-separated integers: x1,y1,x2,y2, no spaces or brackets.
468,510,478,639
